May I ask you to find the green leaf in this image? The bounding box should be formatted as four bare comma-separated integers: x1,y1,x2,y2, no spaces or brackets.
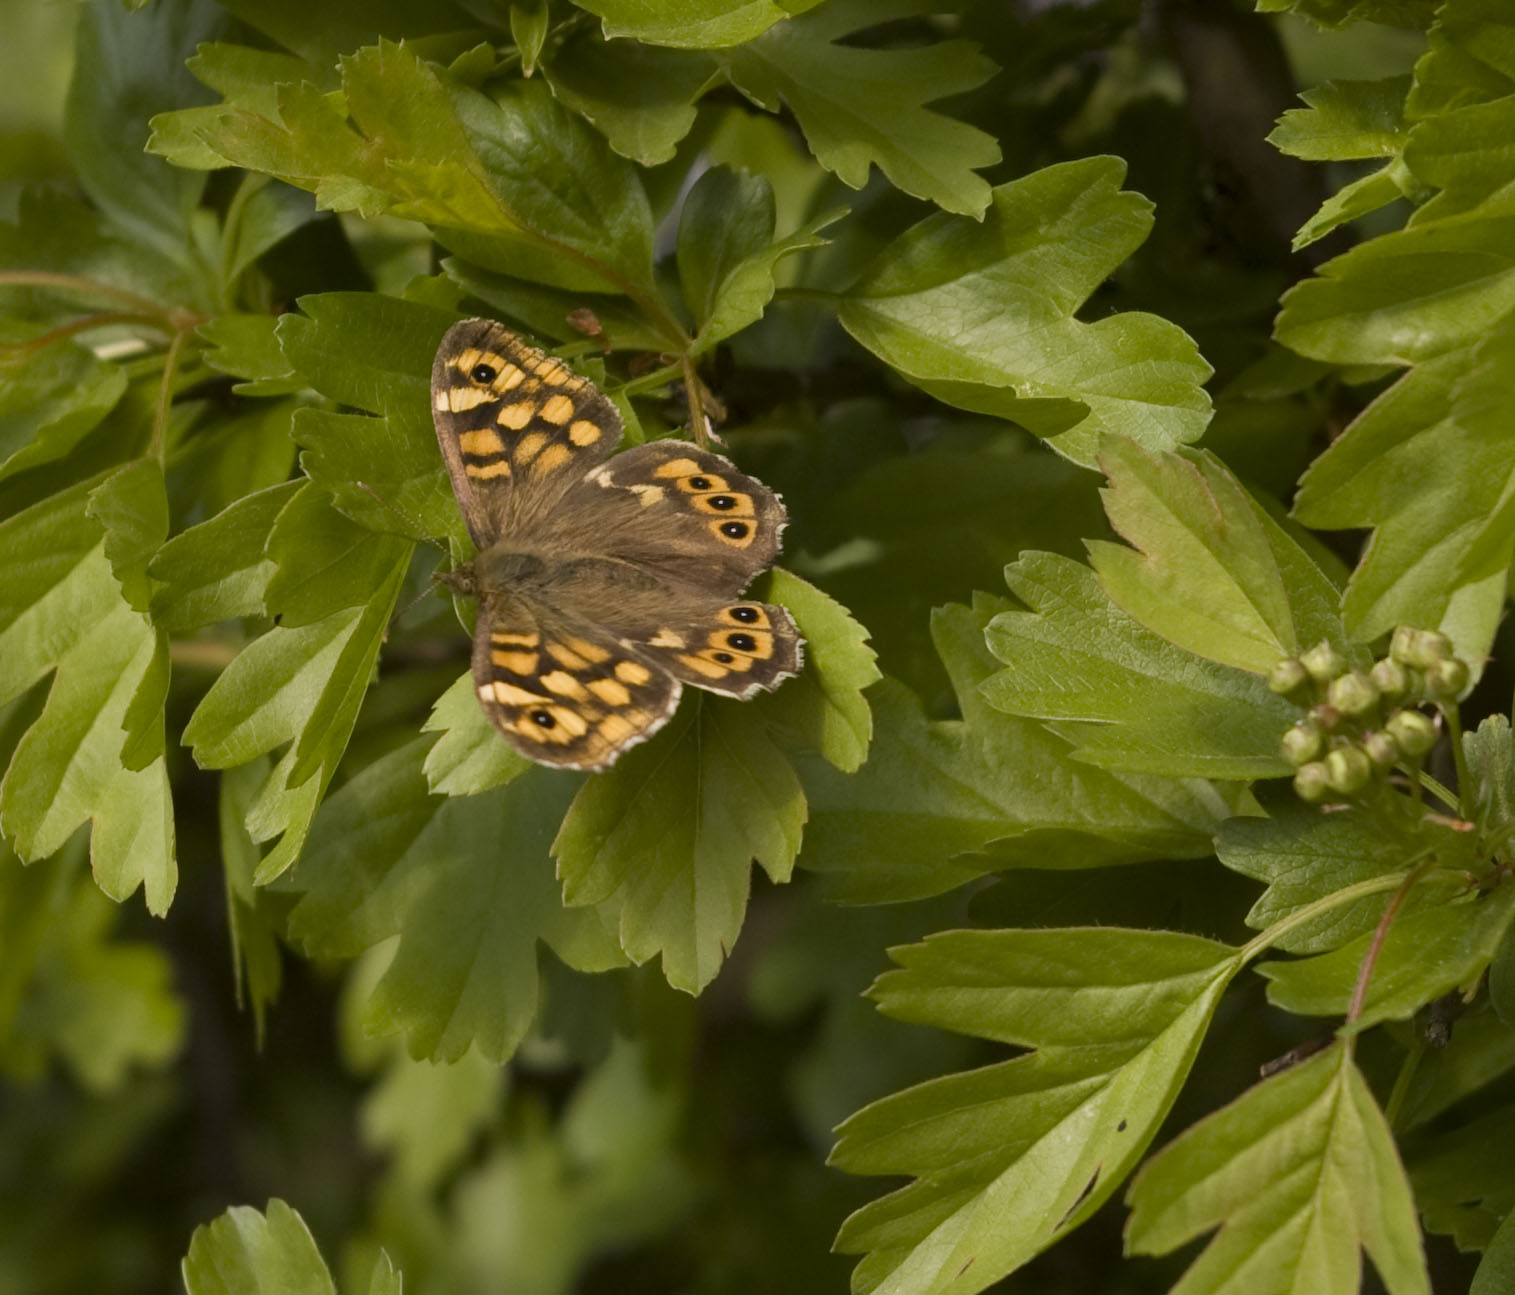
285,737,624,1062
1291,320,1515,649
1291,161,1411,251
181,1199,337,1295
88,457,169,615
1259,883,1515,1031
0,848,185,1092
1473,1211,1515,1295
801,597,1238,904
839,158,1212,465
220,761,282,1044
147,481,300,631
755,568,878,773
721,7,999,216
0,476,176,912
422,670,536,797
63,0,222,288
1088,439,1345,674
677,167,841,353
1276,199,1515,367
1126,1043,1430,1295
1408,1102,1515,1249
554,692,805,994
543,34,716,165
1268,77,1411,161
833,927,1241,1295
982,552,1297,778
182,537,408,882
197,315,303,395
574,0,791,49
1217,791,1469,954
0,333,128,485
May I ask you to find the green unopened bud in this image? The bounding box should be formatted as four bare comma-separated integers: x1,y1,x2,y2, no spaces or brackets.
1369,658,1410,703
1268,657,1310,697
1293,761,1331,803
1325,745,1373,795
1362,730,1400,769
1310,703,1344,732
1327,672,1380,718
1301,640,1347,683
1281,721,1326,766
1392,628,1454,669
1423,657,1469,700
1386,709,1438,759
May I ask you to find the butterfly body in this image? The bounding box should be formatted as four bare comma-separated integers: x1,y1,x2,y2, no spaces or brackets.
432,318,802,771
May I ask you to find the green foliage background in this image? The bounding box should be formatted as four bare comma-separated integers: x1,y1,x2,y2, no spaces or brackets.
3,1,1515,1292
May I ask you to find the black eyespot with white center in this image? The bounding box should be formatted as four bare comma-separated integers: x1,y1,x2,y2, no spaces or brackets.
530,709,556,728
721,522,748,538
712,652,734,664
471,363,498,384
730,606,759,623
708,495,737,510
727,633,757,652
689,476,712,490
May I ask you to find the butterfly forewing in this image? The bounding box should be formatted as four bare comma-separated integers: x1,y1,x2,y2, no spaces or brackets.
432,318,621,547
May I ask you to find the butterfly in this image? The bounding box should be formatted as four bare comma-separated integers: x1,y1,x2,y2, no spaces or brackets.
431,317,803,771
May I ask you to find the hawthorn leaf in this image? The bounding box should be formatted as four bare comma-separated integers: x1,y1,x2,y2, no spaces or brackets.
147,481,300,631
0,849,184,1092
1126,1043,1430,1295
801,596,1237,904
1404,95,1515,213
210,0,480,66
754,568,878,773
677,166,841,353
1291,162,1411,251
1259,883,1515,1032
1217,791,1469,954
0,333,128,485
422,670,535,798
63,0,222,288
1408,1102,1515,1249
1473,1213,1515,1295
285,737,623,1062
982,552,1296,778
181,1199,337,1295
543,34,717,165
554,693,805,994
721,7,999,216
1395,1006,1515,1131
183,540,408,882
1088,439,1345,674
838,158,1212,465
1268,77,1411,161
197,316,304,395
1254,0,1435,25
833,928,1242,1295
1291,320,1515,648
573,0,791,48
1276,198,1515,366
0,477,176,912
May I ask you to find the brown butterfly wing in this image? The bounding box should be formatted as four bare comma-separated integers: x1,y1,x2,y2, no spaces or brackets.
470,590,680,771
431,317,621,548
534,439,788,598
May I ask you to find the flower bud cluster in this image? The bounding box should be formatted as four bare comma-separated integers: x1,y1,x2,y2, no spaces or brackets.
1269,629,1465,803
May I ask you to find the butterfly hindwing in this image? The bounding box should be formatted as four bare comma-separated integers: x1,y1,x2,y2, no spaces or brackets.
623,598,803,700
471,592,680,771
541,439,787,597
432,318,622,547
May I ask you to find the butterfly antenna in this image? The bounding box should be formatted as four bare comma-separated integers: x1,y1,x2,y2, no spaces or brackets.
355,481,447,558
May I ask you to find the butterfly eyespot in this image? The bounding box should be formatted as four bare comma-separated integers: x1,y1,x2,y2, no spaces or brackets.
470,363,498,384
721,522,749,538
727,633,757,652
712,652,734,664
530,709,556,728
707,495,737,510
730,606,760,623
688,476,712,490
